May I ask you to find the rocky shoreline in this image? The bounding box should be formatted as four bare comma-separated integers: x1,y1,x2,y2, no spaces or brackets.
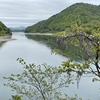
0,35,15,42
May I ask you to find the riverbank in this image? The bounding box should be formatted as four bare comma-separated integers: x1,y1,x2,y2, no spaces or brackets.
25,33,53,36
0,35,15,42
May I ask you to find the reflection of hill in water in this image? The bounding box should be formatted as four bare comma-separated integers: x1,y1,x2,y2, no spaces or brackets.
0,42,6,48
25,34,86,61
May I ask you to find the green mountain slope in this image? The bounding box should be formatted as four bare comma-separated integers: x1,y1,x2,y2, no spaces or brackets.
0,21,11,36
25,3,100,33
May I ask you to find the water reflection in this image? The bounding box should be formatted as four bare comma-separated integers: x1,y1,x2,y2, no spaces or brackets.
0,32,67,100
25,33,100,100
0,42,6,48
0,32,100,100
12,32,27,40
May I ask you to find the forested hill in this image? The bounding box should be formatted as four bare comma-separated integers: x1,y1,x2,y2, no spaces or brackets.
25,3,100,33
0,21,11,36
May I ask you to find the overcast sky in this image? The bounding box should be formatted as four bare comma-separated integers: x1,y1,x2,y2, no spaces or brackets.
0,0,100,28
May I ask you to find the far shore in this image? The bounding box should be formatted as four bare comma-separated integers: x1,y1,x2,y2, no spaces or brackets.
0,35,15,42
25,33,53,36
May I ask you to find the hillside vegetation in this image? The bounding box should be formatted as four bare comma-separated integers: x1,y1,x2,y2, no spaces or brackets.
25,3,100,33
0,21,11,36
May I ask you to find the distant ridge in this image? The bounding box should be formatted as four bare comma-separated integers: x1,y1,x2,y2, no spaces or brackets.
25,3,100,33
9,26,26,31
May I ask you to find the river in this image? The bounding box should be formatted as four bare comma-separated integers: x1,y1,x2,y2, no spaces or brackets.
0,32,100,100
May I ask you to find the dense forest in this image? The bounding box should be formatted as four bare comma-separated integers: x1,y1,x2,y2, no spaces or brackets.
25,3,100,33
0,21,11,36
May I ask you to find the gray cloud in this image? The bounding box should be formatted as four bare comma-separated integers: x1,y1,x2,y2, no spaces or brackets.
0,0,99,27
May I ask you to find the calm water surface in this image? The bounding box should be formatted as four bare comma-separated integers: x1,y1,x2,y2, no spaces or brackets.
0,32,100,100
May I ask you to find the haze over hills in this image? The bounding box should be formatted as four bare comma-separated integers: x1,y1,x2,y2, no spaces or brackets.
0,21,11,36
9,26,26,31
25,3,100,33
